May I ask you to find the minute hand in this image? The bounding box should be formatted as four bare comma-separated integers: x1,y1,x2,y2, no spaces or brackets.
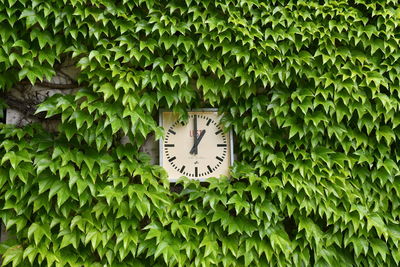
190,130,206,155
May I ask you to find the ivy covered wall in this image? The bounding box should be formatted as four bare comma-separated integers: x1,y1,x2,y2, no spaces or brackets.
1,0,400,266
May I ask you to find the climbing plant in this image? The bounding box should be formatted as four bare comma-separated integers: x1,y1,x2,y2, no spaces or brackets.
1,0,400,266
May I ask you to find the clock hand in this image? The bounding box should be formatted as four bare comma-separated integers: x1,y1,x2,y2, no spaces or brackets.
193,114,197,154
190,130,206,155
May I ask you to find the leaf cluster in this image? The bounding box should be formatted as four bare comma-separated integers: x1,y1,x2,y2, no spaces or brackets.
1,0,400,266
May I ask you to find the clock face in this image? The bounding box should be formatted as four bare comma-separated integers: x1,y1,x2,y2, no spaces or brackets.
160,110,232,181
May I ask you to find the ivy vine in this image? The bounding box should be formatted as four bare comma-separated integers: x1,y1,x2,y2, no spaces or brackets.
1,0,400,266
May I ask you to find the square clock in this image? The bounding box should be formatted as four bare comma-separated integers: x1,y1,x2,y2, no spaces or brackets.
159,109,233,182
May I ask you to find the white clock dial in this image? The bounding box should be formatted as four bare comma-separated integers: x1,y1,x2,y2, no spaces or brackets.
160,111,232,181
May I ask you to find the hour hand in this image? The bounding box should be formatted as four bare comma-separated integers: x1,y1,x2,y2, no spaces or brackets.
190,130,206,155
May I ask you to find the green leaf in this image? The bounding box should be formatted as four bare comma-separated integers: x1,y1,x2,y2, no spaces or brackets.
370,238,388,262
2,245,23,267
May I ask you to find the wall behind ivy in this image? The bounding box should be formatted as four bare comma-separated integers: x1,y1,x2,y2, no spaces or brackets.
1,0,400,266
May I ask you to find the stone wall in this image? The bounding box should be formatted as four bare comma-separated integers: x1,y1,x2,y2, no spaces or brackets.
5,61,79,127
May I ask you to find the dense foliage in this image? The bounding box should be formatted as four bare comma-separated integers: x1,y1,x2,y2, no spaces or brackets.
1,0,400,266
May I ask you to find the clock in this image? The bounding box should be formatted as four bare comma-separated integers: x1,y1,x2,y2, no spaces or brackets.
160,109,233,182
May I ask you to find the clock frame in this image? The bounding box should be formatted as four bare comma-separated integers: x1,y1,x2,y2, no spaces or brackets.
159,109,234,182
